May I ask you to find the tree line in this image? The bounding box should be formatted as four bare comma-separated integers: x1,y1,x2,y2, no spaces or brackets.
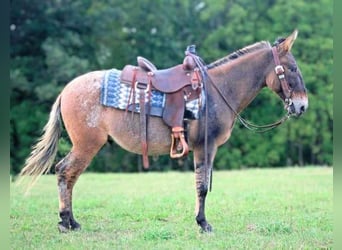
10,0,333,174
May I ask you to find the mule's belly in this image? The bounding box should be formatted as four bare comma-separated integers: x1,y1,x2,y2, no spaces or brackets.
104,108,175,155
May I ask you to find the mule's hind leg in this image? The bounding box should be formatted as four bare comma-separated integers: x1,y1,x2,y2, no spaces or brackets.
55,133,107,232
193,144,217,232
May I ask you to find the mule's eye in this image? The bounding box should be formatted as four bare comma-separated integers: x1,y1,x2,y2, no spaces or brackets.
289,65,297,72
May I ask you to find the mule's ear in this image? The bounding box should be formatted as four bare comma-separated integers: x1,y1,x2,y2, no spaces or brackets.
279,29,298,53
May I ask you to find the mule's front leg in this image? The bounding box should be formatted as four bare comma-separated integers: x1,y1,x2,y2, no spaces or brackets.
193,147,216,232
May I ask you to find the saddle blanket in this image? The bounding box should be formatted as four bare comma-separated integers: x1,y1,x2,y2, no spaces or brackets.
100,68,200,119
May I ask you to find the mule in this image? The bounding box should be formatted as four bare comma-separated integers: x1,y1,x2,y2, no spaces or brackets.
19,30,308,233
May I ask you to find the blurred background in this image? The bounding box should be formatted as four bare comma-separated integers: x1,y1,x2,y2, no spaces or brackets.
10,0,333,174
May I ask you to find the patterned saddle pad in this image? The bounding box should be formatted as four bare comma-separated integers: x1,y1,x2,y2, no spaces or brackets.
100,69,200,119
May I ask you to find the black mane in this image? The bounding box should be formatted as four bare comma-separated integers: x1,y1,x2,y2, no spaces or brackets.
207,41,271,69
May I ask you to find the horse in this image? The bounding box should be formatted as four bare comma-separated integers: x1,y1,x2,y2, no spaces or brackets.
18,30,308,233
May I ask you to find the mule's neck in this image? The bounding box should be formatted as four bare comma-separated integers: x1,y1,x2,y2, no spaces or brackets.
207,47,273,114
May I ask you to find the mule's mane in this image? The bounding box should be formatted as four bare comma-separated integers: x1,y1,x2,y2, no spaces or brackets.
207,41,271,69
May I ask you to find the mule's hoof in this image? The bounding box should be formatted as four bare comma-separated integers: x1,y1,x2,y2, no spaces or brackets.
200,223,213,233
71,222,81,231
58,222,70,233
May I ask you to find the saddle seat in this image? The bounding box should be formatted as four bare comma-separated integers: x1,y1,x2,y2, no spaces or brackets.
120,48,202,169
136,56,200,93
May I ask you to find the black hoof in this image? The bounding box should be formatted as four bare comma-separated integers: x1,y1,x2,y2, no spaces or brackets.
70,221,81,231
198,221,213,233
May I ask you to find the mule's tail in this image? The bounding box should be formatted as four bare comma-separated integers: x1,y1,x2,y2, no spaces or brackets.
17,94,62,191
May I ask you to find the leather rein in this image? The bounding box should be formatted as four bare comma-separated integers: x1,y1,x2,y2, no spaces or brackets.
185,46,292,192
191,46,292,133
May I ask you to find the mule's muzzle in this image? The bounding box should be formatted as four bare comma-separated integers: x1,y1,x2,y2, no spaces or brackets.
286,96,308,117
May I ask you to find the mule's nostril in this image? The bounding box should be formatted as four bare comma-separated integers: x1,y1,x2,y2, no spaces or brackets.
300,105,306,113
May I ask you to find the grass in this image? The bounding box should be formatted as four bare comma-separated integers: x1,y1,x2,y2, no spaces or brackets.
10,167,333,249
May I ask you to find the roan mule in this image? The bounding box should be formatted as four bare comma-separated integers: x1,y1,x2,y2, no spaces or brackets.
19,30,308,232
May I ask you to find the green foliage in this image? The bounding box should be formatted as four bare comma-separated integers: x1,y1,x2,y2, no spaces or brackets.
10,0,333,173
10,168,333,249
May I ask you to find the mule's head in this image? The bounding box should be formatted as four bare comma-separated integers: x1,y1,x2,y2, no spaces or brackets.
266,30,308,117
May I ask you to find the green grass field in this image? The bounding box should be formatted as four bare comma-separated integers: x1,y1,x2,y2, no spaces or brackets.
10,167,332,249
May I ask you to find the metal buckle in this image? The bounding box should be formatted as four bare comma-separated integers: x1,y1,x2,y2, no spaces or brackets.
191,68,202,90
274,65,284,75
135,81,150,93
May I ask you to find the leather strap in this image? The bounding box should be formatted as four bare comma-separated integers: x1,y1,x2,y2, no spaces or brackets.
136,80,150,169
271,47,292,101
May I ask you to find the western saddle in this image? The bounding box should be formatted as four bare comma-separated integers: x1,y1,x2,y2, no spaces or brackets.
120,45,203,169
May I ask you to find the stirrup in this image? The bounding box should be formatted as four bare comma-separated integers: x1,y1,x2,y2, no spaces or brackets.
170,127,189,158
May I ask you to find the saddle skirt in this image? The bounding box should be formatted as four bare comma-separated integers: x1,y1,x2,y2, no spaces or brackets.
100,68,201,119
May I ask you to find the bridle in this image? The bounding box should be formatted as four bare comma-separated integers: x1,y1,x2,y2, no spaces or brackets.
271,46,293,109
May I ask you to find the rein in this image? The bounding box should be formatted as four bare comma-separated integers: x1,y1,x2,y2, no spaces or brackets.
188,50,212,191
212,81,290,133
195,46,292,133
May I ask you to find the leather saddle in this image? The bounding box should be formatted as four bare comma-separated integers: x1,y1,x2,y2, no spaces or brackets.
120,47,202,168
122,58,201,93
